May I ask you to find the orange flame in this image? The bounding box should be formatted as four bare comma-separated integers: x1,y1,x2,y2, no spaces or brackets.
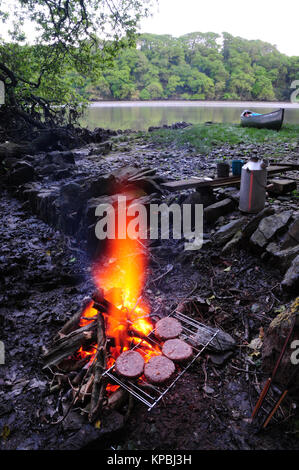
76,186,158,388
79,300,98,327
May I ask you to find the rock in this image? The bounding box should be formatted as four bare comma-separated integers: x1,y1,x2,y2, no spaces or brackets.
38,163,58,175
269,245,299,272
46,150,75,165
217,186,240,203
83,174,115,199
209,350,234,366
59,411,124,450
54,168,72,180
194,186,216,208
222,230,243,253
148,121,191,132
250,211,293,251
281,216,299,250
203,385,215,394
9,161,35,185
213,217,246,245
189,325,236,352
89,141,112,155
268,179,297,195
282,255,299,293
204,198,236,224
0,142,33,160
242,207,275,239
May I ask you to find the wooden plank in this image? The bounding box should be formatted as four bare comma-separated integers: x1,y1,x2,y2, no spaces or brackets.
161,165,298,192
273,162,299,170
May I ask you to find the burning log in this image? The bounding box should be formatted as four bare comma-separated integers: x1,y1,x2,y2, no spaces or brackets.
57,297,94,337
43,321,97,369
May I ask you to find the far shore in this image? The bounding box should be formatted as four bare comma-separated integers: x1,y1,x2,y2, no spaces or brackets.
89,100,299,109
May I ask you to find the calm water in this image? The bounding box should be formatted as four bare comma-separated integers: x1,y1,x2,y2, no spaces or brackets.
81,100,299,131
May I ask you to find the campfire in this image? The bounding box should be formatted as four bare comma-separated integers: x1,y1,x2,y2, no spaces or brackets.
43,188,219,423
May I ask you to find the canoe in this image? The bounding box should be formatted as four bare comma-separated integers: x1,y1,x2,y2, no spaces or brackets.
241,108,284,130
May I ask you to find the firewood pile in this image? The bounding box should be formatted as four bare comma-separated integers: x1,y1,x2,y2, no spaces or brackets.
43,287,236,423
43,290,128,423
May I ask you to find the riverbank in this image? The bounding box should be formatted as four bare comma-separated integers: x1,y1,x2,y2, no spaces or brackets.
0,121,298,450
137,122,299,155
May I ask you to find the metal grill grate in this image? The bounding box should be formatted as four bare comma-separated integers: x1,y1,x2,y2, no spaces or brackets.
102,312,219,410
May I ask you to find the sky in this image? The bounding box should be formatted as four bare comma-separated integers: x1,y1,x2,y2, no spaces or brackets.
140,0,298,56
1,0,298,57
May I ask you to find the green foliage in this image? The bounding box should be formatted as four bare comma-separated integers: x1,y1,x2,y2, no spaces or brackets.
76,31,299,102
0,0,154,124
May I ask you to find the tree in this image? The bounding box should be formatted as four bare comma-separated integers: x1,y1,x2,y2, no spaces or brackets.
252,66,275,100
0,0,154,126
145,81,164,99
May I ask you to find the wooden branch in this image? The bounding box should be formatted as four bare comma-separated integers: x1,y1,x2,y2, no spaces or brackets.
43,321,97,369
88,311,107,422
58,297,93,337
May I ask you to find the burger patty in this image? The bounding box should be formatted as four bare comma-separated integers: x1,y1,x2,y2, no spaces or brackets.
115,350,145,379
155,317,183,340
144,355,175,384
162,338,193,362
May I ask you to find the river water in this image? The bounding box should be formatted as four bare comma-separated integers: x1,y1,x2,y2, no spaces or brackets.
81,100,299,131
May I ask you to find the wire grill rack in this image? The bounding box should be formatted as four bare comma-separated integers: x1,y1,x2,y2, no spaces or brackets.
102,311,219,410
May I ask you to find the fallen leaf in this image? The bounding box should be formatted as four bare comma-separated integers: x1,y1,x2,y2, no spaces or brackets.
0,425,10,440
95,420,101,429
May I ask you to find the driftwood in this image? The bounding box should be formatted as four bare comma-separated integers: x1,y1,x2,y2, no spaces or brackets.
43,321,97,369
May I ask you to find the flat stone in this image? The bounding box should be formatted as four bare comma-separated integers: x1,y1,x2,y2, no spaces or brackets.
242,207,275,239
271,245,299,272
269,179,297,195
209,350,234,365
214,217,246,245
189,325,236,352
282,255,299,293
250,211,293,250
281,216,299,249
204,198,236,224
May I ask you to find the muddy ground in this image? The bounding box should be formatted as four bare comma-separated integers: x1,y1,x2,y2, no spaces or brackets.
0,133,299,450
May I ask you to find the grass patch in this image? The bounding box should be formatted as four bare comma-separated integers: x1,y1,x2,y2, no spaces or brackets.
140,123,299,154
